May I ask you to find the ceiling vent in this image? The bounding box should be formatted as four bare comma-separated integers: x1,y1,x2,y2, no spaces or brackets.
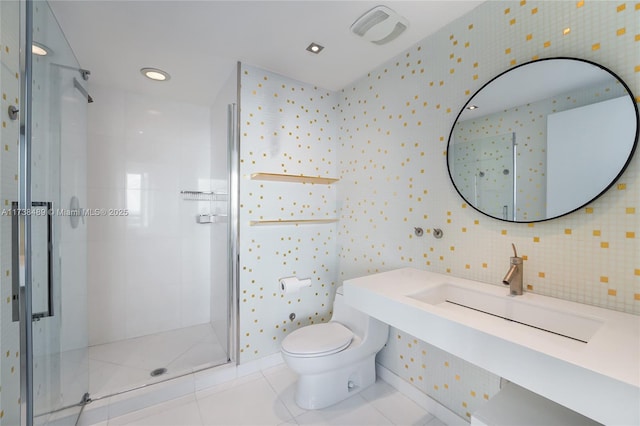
350,5,409,45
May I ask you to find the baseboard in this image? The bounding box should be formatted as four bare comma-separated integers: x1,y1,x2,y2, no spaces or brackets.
194,352,283,391
236,352,284,377
376,363,469,426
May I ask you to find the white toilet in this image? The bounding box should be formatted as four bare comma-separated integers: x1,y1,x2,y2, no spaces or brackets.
281,286,389,409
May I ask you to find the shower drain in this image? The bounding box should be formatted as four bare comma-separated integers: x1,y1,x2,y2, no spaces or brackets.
150,367,167,377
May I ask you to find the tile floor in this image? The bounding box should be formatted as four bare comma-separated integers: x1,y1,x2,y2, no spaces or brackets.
89,324,228,398
90,364,447,426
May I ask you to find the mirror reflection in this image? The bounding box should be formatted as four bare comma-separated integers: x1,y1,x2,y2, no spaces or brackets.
447,58,638,222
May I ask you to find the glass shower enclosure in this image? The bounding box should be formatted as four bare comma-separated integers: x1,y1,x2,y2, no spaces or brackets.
2,2,238,424
449,132,516,221
1,1,90,424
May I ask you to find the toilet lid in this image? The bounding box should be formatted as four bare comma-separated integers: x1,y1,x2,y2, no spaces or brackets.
282,322,353,357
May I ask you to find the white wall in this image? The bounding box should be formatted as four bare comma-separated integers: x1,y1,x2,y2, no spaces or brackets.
547,96,636,218
59,68,88,353
87,85,213,345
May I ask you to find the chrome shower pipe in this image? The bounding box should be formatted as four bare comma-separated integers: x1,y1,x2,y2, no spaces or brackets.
50,62,91,80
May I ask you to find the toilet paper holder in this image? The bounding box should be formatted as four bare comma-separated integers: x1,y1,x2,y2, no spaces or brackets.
279,276,312,294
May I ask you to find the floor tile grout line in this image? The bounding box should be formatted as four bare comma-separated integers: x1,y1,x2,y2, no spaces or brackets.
363,385,440,426
367,401,399,426
193,390,209,426
163,323,221,368
194,371,264,403
101,376,444,426
105,392,199,426
96,359,445,426
88,323,227,398
260,368,299,424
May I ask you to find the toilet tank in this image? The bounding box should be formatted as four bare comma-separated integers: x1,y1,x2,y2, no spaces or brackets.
331,286,369,338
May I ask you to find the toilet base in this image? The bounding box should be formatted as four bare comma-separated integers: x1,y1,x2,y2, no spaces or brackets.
294,354,377,410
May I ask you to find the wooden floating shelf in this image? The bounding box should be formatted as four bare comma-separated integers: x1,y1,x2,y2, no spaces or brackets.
250,219,338,226
250,173,339,185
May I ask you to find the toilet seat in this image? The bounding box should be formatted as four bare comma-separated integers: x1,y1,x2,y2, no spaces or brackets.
282,322,353,358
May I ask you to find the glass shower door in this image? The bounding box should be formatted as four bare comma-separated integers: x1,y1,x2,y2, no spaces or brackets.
22,1,89,424
1,1,23,425
450,132,515,220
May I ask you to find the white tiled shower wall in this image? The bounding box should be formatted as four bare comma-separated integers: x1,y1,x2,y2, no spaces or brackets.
87,85,214,345
240,0,639,421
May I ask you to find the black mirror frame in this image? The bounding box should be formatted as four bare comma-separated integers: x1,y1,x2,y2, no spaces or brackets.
446,57,639,223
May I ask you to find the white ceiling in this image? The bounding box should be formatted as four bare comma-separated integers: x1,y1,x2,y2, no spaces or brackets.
458,59,617,121
49,1,483,106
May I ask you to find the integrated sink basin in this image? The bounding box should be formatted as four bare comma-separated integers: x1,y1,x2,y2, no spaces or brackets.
343,268,640,425
408,283,604,343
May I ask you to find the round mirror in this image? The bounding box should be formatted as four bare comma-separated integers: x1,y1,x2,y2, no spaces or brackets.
447,58,638,222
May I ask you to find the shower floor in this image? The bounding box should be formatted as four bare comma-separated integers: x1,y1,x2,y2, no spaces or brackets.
88,323,227,398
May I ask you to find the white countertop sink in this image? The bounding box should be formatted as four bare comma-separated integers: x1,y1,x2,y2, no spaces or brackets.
343,268,640,425
407,283,604,343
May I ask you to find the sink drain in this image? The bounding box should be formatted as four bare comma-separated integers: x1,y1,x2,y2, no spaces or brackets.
150,367,167,377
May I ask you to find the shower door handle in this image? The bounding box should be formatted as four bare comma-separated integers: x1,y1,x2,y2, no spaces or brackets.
11,202,20,322
12,201,54,321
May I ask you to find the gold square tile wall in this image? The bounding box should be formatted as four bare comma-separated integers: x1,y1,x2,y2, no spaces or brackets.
238,64,339,363
237,0,638,420
336,0,638,420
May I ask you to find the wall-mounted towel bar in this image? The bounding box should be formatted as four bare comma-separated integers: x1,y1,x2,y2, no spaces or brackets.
180,190,228,201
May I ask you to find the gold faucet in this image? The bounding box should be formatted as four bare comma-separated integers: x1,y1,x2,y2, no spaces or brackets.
502,243,523,296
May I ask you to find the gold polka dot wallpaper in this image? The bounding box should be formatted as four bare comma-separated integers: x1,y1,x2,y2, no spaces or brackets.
238,0,638,421
239,65,339,362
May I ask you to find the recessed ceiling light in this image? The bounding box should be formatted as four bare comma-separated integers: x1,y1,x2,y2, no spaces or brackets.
32,42,49,56
140,67,171,81
466,105,479,110
306,42,324,54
